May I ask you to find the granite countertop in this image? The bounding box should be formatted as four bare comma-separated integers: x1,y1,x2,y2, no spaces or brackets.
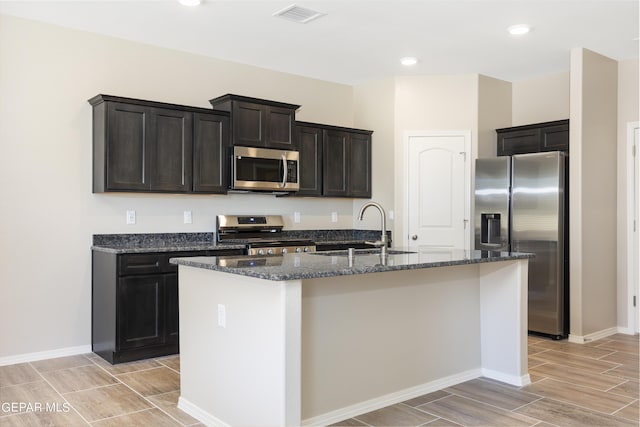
170,248,534,281
91,233,245,254
91,230,388,254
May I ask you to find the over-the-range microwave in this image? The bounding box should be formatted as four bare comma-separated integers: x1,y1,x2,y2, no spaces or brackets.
231,146,299,192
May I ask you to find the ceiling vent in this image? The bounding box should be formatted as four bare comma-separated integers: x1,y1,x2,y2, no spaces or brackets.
273,4,326,24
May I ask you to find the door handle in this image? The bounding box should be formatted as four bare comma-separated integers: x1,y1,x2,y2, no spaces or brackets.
411,235,418,240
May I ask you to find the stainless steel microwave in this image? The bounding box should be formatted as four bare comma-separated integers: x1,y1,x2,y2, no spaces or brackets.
231,146,299,192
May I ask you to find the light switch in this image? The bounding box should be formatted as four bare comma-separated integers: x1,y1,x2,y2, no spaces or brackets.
126,210,136,225
294,211,301,223
184,211,192,224
331,212,338,222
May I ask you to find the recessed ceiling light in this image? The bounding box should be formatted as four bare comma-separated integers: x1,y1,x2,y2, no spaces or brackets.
507,24,531,36
400,57,418,66
178,0,201,6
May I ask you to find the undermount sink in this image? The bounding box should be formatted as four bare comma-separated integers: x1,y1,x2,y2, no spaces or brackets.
312,249,416,256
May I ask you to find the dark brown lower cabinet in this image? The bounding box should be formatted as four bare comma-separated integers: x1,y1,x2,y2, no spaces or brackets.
92,249,242,364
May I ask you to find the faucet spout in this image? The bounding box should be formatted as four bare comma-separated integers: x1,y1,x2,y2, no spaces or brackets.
358,201,388,256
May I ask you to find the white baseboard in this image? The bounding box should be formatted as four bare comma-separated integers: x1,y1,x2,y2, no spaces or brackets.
301,368,482,427
568,326,619,344
178,396,230,427
0,345,92,367
482,368,531,387
616,326,638,335
177,369,483,427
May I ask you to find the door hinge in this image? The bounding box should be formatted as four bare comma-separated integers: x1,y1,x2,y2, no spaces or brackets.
633,144,636,157
463,219,469,229
459,151,467,161
634,296,637,307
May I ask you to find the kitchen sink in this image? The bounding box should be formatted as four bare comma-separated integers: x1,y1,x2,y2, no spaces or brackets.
312,249,416,256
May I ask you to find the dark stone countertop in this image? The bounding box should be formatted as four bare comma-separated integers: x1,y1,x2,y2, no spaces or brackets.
90,230,389,254
170,248,534,281
91,233,245,254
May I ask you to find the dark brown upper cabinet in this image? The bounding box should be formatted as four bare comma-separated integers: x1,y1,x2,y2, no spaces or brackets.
89,95,228,194
295,125,324,196
192,112,229,193
496,119,569,156
295,122,372,198
209,94,300,150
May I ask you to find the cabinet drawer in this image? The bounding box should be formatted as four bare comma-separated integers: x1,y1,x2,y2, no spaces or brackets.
118,254,166,275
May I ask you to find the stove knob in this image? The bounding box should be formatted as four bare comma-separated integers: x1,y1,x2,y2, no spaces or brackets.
295,247,302,253
303,247,310,252
267,248,274,255
258,249,265,255
282,248,288,254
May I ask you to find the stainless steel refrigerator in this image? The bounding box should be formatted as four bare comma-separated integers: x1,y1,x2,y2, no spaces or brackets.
475,151,568,339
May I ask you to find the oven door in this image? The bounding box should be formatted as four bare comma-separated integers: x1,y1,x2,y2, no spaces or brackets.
232,146,299,191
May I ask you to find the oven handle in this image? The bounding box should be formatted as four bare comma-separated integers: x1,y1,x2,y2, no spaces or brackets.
280,154,287,188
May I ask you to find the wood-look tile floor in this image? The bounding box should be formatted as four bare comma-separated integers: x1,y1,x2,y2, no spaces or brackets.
332,333,639,427
0,333,637,426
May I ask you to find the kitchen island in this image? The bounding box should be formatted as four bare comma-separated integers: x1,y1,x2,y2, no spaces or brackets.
170,248,533,427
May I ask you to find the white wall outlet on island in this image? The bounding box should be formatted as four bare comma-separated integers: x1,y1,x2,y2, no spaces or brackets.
331,212,338,222
126,210,136,225
184,210,192,224
294,211,301,223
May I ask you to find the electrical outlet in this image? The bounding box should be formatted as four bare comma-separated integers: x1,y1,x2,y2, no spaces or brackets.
388,210,394,220
126,210,136,225
184,210,192,224
217,304,226,328
331,212,338,222
294,211,301,223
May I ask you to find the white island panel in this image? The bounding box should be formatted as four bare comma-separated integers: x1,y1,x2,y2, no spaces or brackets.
177,266,302,427
174,252,530,427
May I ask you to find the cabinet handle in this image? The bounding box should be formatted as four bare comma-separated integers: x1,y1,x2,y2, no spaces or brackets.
280,154,287,188
411,235,418,240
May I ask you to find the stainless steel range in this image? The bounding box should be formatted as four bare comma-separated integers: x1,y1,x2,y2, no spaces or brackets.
216,215,316,255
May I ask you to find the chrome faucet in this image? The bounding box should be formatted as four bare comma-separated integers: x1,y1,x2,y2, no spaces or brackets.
358,201,388,257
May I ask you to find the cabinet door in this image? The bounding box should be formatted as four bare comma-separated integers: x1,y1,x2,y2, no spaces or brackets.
117,275,165,350
148,108,193,192
348,133,372,198
106,102,150,190
322,130,349,196
164,273,179,346
296,126,323,196
232,101,264,147
497,128,540,156
540,123,569,152
193,112,228,193
265,106,296,149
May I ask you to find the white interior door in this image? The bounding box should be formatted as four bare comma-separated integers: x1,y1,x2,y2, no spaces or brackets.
406,132,470,250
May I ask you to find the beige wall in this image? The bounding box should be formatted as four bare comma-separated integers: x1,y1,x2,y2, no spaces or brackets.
1,13,637,361
569,48,619,338
477,75,512,159
512,72,570,126
352,78,396,231
0,14,363,359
